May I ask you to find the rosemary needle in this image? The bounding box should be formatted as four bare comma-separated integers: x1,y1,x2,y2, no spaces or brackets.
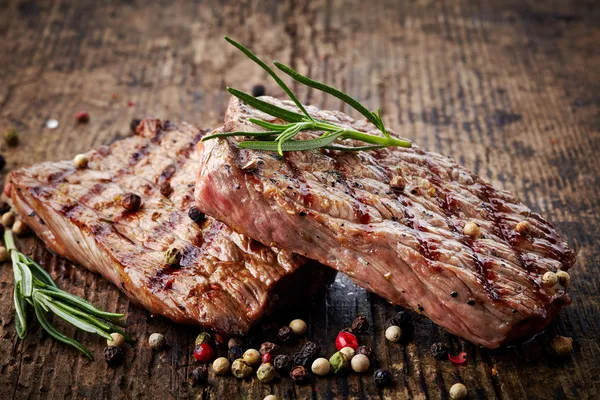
5,230,127,359
201,37,411,155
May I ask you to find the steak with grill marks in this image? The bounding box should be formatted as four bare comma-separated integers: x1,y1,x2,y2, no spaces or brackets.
9,118,334,335
195,96,575,348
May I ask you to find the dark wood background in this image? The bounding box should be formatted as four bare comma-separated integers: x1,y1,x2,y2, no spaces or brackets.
0,0,598,399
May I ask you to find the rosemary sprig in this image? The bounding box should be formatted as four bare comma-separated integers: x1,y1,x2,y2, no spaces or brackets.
201,37,411,155
5,230,127,360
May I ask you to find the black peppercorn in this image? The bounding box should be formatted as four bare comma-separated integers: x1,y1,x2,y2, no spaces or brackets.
292,341,321,368
188,206,205,223
273,354,292,374
450,291,458,298
374,368,392,387
228,345,244,363
467,299,476,306
356,345,373,358
188,365,208,386
352,314,369,333
0,155,5,172
259,342,279,356
122,193,141,212
104,346,125,367
430,342,448,360
252,84,266,97
0,200,10,214
130,119,141,133
277,325,294,343
159,182,173,197
290,365,308,383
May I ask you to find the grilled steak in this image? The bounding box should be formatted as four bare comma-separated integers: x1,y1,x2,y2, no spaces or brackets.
195,97,575,348
9,118,334,335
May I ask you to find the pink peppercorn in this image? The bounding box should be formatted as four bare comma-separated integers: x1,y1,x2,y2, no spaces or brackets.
75,111,90,123
335,331,359,351
193,343,215,363
262,352,272,364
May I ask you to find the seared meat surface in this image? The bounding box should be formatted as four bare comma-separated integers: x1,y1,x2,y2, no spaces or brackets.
10,119,333,335
195,97,575,348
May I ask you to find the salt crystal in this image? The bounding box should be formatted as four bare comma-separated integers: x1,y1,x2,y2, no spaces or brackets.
46,119,59,129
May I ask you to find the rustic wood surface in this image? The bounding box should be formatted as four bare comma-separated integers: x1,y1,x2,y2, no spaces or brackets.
0,0,598,399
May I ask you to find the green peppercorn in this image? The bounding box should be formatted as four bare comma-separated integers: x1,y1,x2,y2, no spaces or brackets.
231,358,253,379
165,247,182,266
329,351,349,373
4,127,19,147
257,363,276,383
195,332,211,346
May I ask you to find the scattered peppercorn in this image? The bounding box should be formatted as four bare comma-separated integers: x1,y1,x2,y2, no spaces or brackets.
339,346,355,360
351,354,370,373
430,342,448,360
188,206,205,223
243,348,261,367
228,345,244,363
228,337,244,349
542,271,557,287
12,219,29,237
335,331,359,351
356,345,372,358
374,368,392,387
385,325,402,343
231,358,253,379
515,220,530,234
273,354,292,374
149,333,166,350
195,332,211,346
551,335,573,356
122,193,141,212
262,352,272,364
104,346,125,367
194,343,215,363
212,357,231,375
159,182,173,197
277,325,294,343
259,342,279,356
130,119,141,133
329,351,349,373
450,291,458,298
257,363,276,383
556,270,571,287
311,357,330,376
188,365,208,386
1,212,14,227
449,383,468,399
289,319,307,336
467,299,476,306
292,341,321,368
75,111,90,123
164,247,182,266
351,314,369,333
290,365,308,383
4,127,19,147
0,155,5,172
252,84,266,97
264,396,277,400
0,246,8,263
107,332,125,347
73,154,89,169
463,222,481,238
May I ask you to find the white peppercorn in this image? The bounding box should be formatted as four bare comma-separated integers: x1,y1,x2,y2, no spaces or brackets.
107,332,125,347
289,319,307,336
351,354,370,373
385,325,402,343
264,396,277,400
339,346,355,360
556,270,571,287
74,154,89,169
2,211,15,227
257,363,275,383
551,336,573,356
542,271,557,286
449,383,467,399
311,357,330,376
12,219,29,236
212,357,231,375
463,222,480,238
231,358,252,379
148,333,166,350
242,348,261,367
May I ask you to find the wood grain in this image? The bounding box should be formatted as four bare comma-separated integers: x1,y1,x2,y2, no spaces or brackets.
0,0,598,399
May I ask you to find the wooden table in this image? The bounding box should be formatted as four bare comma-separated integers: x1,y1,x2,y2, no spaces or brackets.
0,0,598,399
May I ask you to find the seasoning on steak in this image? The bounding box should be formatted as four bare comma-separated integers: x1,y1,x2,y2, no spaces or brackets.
195,96,575,348
9,118,334,335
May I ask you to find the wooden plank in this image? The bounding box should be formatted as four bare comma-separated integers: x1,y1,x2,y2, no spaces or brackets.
0,0,598,399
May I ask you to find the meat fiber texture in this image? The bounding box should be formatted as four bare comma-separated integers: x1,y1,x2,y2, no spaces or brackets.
9,118,333,335
195,96,575,348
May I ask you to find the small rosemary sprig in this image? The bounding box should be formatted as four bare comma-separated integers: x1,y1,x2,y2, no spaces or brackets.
5,230,127,359
201,37,412,155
